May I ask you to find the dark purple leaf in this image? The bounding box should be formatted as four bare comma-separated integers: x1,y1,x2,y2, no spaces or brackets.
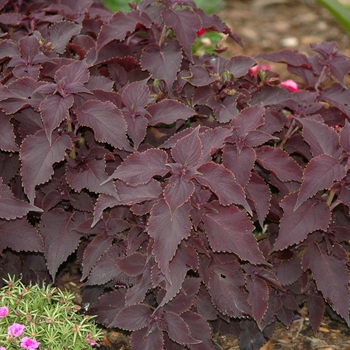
196,162,251,213
141,41,182,90
66,147,119,198
0,178,42,220
298,118,341,158
246,173,271,227
256,146,303,182
171,127,202,166
76,100,131,151
163,311,201,345
48,21,81,54
161,9,202,62
147,99,196,126
225,55,257,77
184,65,218,87
103,149,168,186
303,242,350,325
131,327,163,350
232,105,265,136
116,253,146,276
40,209,82,280
148,200,192,282
207,95,238,123
320,83,350,117
308,289,325,334
274,252,303,286
111,304,151,330
20,130,72,203
250,86,293,106
97,10,152,50
340,120,350,154
223,144,256,188
273,193,330,251
247,276,268,328
203,201,266,265
295,154,346,210
0,151,20,184
122,80,150,109
0,217,43,252
40,95,74,145
0,112,18,152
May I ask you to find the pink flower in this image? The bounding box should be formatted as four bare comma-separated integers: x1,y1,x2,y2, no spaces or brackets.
0,347,6,350
8,323,25,337
280,79,299,92
248,64,270,75
0,306,9,318
196,28,206,36
86,333,97,346
20,337,40,350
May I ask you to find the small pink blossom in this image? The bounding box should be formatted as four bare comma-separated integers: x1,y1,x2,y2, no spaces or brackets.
0,346,6,350
20,337,40,350
248,64,270,75
86,333,97,346
0,306,9,318
8,323,25,337
280,79,299,92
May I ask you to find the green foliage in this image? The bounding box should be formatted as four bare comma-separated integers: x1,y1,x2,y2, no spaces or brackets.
316,0,350,35
0,276,103,350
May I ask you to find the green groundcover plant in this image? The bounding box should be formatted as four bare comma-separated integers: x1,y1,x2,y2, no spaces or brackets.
0,0,350,349
0,276,103,349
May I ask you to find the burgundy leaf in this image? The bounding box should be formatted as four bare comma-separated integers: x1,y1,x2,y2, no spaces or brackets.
116,253,147,276
246,173,271,227
196,162,251,213
164,176,195,213
161,9,202,62
203,201,266,265
103,149,168,186
81,233,113,280
0,112,18,152
231,105,265,136
0,78,46,114
0,179,42,220
163,311,201,345
40,95,74,145
207,95,238,123
274,253,303,286
247,276,268,328
111,304,151,330
40,209,82,280
55,59,89,86
140,41,182,89
222,144,256,188
131,327,163,350
147,99,196,126
225,55,257,77
295,154,346,210
184,65,218,87
48,21,81,54
303,242,350,325
308,290,326,334
339,120,350,154
250,86,293,106
66,147,119,198
255,146,303,182
159,246,199,309
182,311,214,350
122,80,150,109
20,130,72,203
273,193,330,251
0,151,20,184
148,200,192,282
117,179,162,204
76,100,131,151
97,10,152,50
298,118,341,158
123,112,148,149
208,262,251,318
171,127,202,166
89,289,126,327
320,83,350,117
0,217,43,252
0,39,19,59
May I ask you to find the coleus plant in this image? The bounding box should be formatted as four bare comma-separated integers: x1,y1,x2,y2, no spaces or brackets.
0,0,349,349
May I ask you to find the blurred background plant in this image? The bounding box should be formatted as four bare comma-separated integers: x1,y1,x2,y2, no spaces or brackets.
316,0,350,35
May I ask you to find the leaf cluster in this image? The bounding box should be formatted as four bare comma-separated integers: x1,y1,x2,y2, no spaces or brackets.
0,0,349,349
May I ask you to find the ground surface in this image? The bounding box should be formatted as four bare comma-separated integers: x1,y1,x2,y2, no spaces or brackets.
71,1,350,348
